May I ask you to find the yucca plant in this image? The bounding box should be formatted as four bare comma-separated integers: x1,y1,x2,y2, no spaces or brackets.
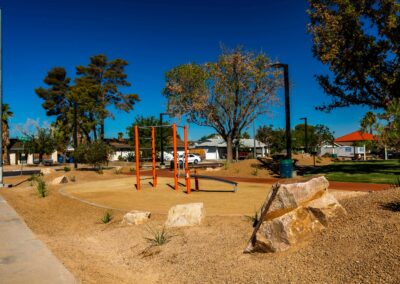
36,177,47,198
145,226,171,246
101,211,113,224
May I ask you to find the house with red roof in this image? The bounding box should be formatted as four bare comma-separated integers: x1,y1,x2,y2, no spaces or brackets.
318,131,376,160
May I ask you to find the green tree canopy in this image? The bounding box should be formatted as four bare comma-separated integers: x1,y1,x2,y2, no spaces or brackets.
163,47,280,162
25,128,56,162
308,0,400,111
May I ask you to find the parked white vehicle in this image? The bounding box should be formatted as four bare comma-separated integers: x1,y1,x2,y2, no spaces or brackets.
178,154,201,164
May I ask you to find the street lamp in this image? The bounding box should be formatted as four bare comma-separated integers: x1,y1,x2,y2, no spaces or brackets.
271,63,292,160
159,112,171,167
0,9,4,186
300,117,308,153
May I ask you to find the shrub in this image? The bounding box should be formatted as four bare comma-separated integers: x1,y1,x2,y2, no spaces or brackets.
244,210,259,227
251,168,258,176
69,175,76,182
64,166,71,172
101,211,113,224
114,168,122,175
223,161,229,170
145,226,171,246
72,141,113,170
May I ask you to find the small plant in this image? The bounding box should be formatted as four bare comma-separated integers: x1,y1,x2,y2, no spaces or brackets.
96,168,104,175
69,175,76,182
64,166,71,172
101,211,113,224
114,167,122,175
28,174,41,186
129,167,135,173
145,226,171,246
251,168,258,176
244,210,259,227
234,168,240,174
34,176,47,198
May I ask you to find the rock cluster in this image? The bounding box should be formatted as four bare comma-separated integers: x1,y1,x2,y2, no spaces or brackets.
51,175,68,185
245,176,345,253
122,210,151,225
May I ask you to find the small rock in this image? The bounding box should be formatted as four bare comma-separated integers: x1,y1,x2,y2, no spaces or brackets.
122,210,151,225
51,175,68,185
165,203,205,227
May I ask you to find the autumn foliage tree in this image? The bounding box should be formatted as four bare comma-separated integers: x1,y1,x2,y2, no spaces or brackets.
163,47,280,162
308,0,400,111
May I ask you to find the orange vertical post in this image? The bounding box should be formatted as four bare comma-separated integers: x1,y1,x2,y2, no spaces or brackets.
172,123,178,191
134,126,140,191
184,126,191,193
151,127,157,188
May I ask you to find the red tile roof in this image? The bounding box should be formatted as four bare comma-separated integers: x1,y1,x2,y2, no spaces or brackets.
335,131,375,142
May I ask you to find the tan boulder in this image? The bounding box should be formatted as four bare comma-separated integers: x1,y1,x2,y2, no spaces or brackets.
252,206,325,252
122,210,151,225
265,176,329,218
165,203,205,227
51,176,68,185
245,177,345,253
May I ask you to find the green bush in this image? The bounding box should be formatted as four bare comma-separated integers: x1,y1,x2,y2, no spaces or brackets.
101,211,113,224
72,141,113,170
64,166,71,172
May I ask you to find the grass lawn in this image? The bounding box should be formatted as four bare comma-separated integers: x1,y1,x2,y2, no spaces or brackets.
308,159,400,184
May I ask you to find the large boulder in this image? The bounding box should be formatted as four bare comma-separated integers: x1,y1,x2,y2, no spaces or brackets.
122,210,151,225
51,175,68,185
245,177,345,253
165,203,205,227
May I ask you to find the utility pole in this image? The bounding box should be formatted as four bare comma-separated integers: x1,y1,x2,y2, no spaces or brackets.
73,102,78,169
159,112,170,168
300,117,308,153
253,121,256,158
0,8,4,187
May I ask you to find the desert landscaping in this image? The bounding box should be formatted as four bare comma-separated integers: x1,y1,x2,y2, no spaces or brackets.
1,164,399,283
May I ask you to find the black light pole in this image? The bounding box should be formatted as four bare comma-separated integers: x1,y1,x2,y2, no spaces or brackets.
159,112,170,167
271,63,292,160
73,102,78,169
300,117,308,153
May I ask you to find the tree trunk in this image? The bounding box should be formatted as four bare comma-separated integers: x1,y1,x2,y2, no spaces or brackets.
226,136,233,163
100,119,105,141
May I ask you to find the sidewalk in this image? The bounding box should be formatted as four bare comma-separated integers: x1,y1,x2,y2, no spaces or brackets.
0,195,77,284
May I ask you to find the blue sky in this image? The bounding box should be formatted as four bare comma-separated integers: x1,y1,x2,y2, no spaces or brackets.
1,0,371,140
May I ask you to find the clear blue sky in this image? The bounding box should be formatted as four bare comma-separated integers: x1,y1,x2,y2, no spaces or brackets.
1,0,371,140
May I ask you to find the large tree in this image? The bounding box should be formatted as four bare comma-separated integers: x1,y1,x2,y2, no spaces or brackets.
163,47,280,162
26,128,56,163
308,0,400,111
2,104,13,164
76,54,140,140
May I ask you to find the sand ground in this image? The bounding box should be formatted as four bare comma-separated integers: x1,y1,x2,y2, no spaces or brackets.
0,167,398,283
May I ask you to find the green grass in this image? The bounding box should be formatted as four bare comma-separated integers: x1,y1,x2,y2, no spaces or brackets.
308,159,400,184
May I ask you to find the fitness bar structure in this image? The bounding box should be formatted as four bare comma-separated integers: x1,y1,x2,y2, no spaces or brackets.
133,123,192,193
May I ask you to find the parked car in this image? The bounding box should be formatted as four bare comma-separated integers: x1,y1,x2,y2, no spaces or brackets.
178,154,201,164
42,159,54,166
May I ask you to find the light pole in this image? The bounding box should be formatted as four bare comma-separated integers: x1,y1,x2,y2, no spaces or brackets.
159,112,171,167
0,8,4,186
271,63,292,160
300,117,308,153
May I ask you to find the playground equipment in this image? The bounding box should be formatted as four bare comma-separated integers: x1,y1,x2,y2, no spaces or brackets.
134,123,192,193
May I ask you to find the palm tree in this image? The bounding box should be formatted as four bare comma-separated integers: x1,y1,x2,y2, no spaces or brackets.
360,111,377,134
2,104,13,164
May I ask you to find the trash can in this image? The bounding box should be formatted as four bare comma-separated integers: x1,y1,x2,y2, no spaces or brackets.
331,154,337,159
280,159,293,178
